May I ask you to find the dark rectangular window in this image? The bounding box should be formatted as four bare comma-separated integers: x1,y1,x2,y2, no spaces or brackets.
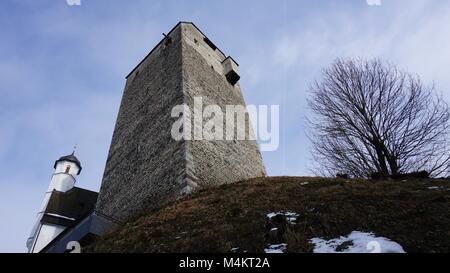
203,37,217,50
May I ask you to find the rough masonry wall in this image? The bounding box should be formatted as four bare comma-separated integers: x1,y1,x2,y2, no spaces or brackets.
181,24,266,187
95,26,187,222
96,23,266,223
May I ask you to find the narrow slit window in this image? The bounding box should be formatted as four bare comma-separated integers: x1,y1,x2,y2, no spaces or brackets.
65,165,71,174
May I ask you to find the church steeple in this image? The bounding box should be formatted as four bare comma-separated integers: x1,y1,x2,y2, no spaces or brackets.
26,151,83,252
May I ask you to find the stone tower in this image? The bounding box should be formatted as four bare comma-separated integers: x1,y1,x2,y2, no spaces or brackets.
95,22,266,222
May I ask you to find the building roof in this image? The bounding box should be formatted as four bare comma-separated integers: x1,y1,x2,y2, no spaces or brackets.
38,187,101,253
54,152,82,174
42,187,98,227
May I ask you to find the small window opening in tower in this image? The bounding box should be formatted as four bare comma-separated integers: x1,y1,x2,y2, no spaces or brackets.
65,165,71,174
163,33,172,47
165,38,172,46
204,37,217,50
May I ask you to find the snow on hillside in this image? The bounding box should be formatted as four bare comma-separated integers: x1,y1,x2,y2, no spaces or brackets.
310,231,405,253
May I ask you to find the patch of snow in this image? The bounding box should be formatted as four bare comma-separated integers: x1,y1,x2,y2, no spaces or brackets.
266,212,278,218
270,227,278,232
427,186,440,190
267,211,299,224
264,243,287,253
310,231,405,253
231,247,240,252
300,182,309,186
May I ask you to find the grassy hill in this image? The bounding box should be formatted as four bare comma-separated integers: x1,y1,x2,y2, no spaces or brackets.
86,177,450,253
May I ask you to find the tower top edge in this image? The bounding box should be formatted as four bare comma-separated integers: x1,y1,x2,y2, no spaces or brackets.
125,21,233,79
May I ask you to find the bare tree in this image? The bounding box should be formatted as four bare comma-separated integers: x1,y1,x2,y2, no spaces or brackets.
308,58,450,178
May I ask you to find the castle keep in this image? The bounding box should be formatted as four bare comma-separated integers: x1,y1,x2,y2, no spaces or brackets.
95,22,266,222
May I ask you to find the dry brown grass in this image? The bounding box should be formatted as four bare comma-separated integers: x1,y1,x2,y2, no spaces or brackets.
86,177,450,253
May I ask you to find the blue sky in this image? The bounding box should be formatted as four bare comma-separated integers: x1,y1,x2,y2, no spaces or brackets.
1,0,450,252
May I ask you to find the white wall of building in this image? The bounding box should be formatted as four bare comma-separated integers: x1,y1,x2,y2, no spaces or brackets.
31,223,66,253
49,161,79,192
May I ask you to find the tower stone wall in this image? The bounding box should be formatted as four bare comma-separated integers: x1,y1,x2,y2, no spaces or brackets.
95,22,266,222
